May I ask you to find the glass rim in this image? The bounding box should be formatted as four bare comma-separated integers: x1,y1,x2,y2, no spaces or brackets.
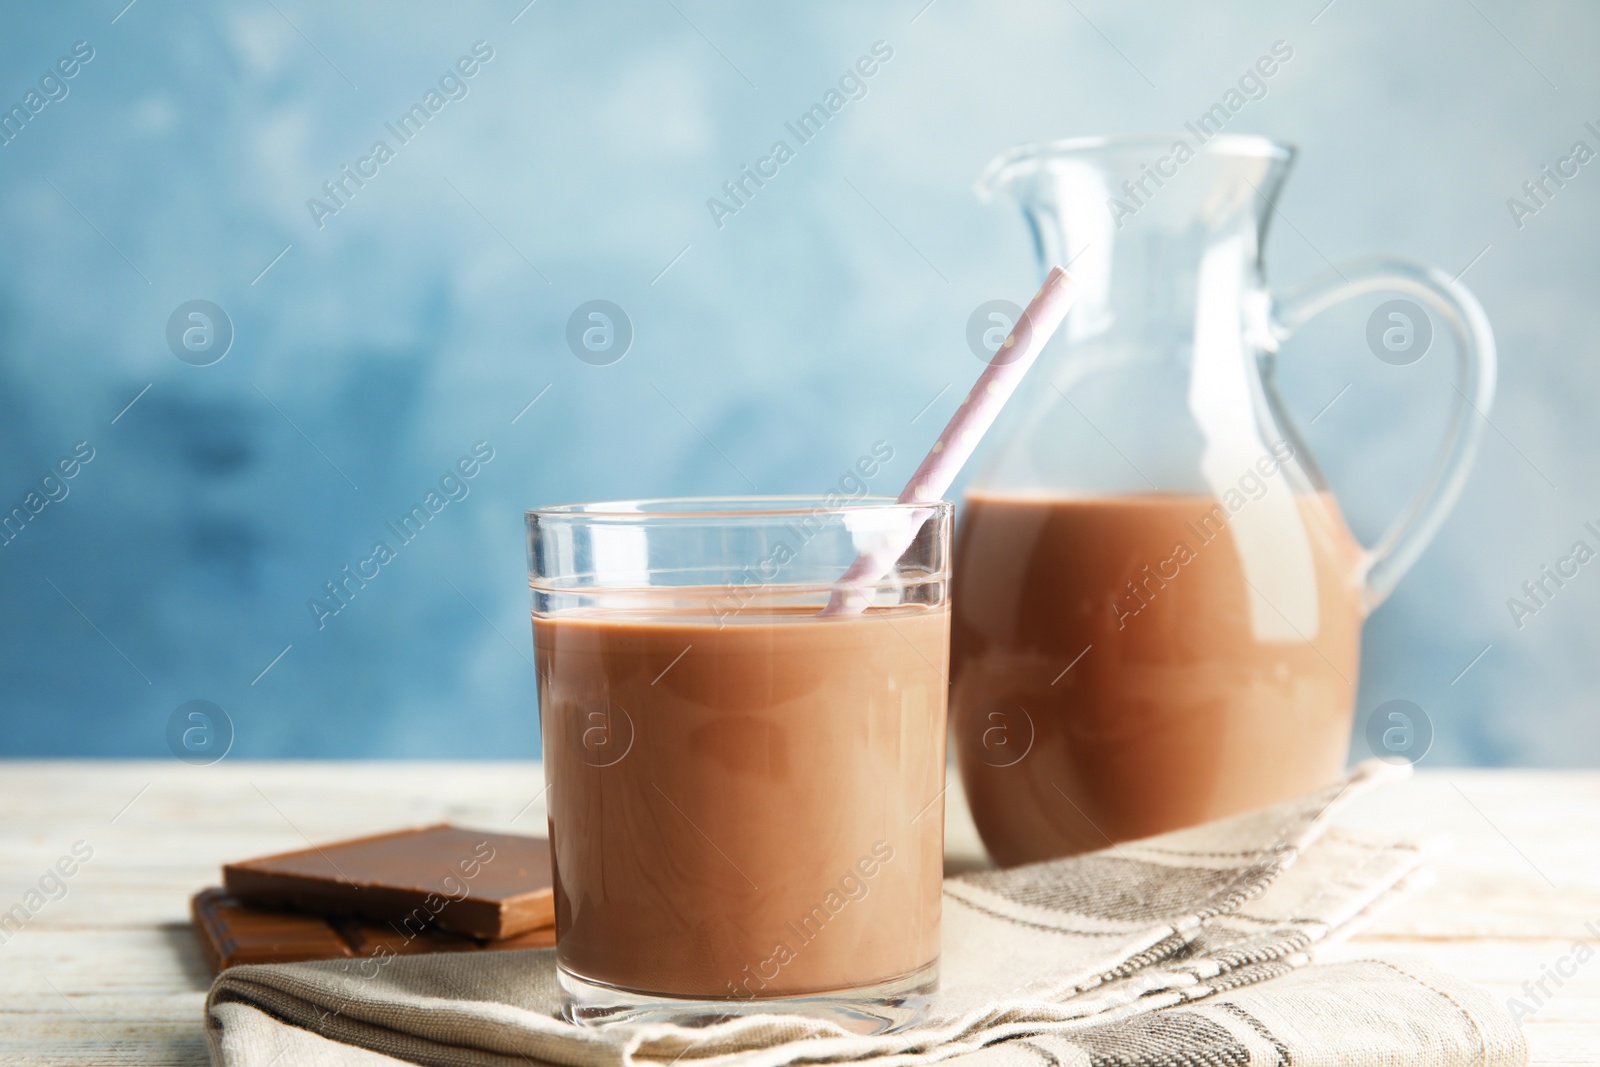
976,133,1296,199
525,495,954,522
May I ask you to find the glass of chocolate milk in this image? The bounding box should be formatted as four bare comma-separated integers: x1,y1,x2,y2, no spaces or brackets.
527,497,951,1031
954,135,1496,865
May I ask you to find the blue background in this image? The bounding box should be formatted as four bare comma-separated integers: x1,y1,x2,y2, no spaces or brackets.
1,1,1594,762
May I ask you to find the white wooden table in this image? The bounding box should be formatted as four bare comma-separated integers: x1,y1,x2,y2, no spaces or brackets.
1,762,1595,1065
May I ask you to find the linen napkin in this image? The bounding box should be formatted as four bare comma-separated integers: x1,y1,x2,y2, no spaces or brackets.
205,760,1528,1067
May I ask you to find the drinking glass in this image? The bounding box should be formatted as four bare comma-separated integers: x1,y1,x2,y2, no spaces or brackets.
527,496,951,1032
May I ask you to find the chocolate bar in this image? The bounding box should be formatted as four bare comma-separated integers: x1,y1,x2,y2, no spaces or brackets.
336,918,555,957
192,890,557,973
191,888,353,972
223,825,554,940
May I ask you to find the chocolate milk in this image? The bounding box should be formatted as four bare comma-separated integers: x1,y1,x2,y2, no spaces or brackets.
951,492,1364,866
536,606,947,999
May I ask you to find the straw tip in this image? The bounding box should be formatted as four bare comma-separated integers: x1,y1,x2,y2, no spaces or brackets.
1047,265,1075,287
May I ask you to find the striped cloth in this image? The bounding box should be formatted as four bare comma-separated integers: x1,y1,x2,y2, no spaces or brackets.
206,760,1526,1067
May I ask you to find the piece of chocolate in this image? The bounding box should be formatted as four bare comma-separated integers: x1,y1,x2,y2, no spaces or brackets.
192,890,558,974
191,887,353,972
336,918,556,957
222,825,554,940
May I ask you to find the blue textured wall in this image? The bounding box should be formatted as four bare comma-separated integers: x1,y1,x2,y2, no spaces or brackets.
1,1,1594,761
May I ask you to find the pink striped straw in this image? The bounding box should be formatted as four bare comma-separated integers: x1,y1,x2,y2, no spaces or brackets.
822,266,1078,615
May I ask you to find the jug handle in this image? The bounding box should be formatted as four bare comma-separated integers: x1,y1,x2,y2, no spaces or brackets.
1269,256,1497,610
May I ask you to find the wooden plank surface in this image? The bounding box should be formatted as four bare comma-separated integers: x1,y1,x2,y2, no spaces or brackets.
0,762,1594,1065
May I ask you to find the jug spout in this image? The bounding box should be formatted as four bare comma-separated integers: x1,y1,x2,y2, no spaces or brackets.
976,135,1295,339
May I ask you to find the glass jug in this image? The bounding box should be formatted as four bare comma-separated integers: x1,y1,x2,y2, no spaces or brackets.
951,135,1495,866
